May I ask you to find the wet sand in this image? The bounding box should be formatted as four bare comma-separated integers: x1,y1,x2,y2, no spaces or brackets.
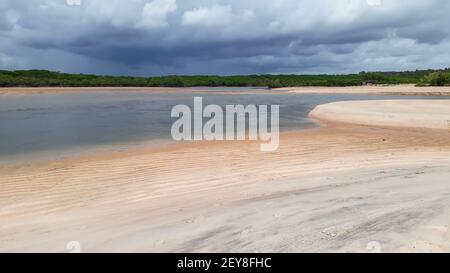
1,100,450,253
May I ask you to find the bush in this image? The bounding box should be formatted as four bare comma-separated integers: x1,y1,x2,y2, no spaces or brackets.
420,72,450,86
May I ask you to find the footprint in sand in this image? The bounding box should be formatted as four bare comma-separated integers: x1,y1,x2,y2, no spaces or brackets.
240,228,252,238
321,228,343,240
409,240,443,253
424,225,448,234
184,215,206,224
154,240,166,247
273,213,283,219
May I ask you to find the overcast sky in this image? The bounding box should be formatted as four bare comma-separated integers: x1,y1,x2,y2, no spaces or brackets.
1,0,450,76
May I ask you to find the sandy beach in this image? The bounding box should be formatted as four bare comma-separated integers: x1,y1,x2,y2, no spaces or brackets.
1,93,450,252
2,85,450,96
311,100,450,130
276,85,450,96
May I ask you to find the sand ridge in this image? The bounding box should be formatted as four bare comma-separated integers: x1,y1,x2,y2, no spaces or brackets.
0,87,271,96
310,100,450,130
0,87,191,95
3,85,450,96
276,84,450,96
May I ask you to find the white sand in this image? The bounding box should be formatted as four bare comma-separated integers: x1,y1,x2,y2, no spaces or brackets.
3,85,450,96
276,85,450,96
1,99,450,253
310,100,450,130
1,126,450,253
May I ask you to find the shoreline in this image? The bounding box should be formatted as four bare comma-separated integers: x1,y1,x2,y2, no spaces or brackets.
0,87,208,95
0,86,278,96
0,137,175,169
2,85,450,96
310,100,450,130
275,84,450,96
1,99,450,252
3,98,448,171
2,124,450,252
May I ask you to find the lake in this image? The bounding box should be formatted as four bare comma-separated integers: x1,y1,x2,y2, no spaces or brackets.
0,88,447,164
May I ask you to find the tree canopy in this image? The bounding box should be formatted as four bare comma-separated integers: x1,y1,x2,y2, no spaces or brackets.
0,69,448,88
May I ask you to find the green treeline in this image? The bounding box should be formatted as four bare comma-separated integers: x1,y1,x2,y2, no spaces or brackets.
0,69,449,88
418,69,450,86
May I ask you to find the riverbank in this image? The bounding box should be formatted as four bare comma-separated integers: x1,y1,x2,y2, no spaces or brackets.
0,87,198,95
276,85,450,96
3,85,450,96
310,100,450,130
1,99,450,252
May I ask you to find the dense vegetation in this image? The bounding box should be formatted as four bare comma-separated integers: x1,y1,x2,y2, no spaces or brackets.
418,69,450,86
0,69,449,88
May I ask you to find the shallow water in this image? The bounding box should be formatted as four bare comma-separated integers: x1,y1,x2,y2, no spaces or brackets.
0,88,447,164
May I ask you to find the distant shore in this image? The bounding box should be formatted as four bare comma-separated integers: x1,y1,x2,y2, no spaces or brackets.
0,87,199,95
2,85,450,96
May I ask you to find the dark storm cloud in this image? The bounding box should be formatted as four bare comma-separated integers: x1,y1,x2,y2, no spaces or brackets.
1,0,450,75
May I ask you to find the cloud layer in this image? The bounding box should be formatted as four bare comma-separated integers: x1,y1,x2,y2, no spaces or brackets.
1,0,450,75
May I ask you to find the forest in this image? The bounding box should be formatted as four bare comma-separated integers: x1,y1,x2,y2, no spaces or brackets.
0,69,449,88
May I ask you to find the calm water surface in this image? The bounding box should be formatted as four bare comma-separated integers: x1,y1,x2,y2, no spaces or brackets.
0,88,447,164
